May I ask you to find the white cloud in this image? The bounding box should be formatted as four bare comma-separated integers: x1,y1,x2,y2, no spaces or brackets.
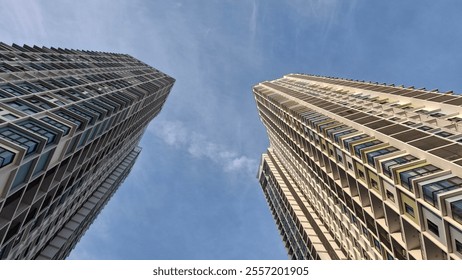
153,120,188,146
149,120,257,176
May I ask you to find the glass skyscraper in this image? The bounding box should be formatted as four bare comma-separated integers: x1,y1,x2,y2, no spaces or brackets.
0,43,174,259
254,74,462,260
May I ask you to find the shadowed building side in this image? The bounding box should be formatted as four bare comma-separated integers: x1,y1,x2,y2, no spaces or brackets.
0,43,174,259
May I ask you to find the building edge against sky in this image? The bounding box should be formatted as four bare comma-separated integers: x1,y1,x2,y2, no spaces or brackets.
254,73,462,260
0,43,174,259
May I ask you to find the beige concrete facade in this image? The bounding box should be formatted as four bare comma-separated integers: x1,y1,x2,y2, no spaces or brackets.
255,74,462,260
0,43,174,259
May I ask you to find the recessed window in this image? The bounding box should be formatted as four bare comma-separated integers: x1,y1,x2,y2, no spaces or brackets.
373,238,381,250
371,179,378,189
455,239,462,254
347,162,353,170
404,203,415,218
386,190,395,202
358,170,365,179
427,219,439,236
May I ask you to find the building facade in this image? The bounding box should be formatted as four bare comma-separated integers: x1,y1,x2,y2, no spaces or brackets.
254,74,462,260
0,43,174,259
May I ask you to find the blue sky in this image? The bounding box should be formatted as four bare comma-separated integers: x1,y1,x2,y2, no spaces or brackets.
1,0,462,259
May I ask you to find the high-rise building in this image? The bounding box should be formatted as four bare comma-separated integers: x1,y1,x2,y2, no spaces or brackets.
254,74,462,260
0,43,174,259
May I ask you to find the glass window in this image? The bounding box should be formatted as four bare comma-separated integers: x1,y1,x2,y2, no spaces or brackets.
3,114,18,120
16,83,41,93
430,112,446,118
422,177,462,206
399,165,441,191
456,239,462,254
0,85,24,96
40,117,70,136
67,106,94,124
354,140,383,158
54,110,83,129
435,131,454,138
427,219,439,236
33,150,52,176
418,125,433,131
79,104,102,119
0,147,15,168
371,179,379,189
404,203,415,217
381,155,418,178
332,128,357,144
0,127,40,156
343,134,368,150
32,81,54,91
18,120,58,146
26,97,53,110
6,100,40,115
450,200,462,225
76,130,90,148
366,146,398,167
386,190,395,202
11,160,34,190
